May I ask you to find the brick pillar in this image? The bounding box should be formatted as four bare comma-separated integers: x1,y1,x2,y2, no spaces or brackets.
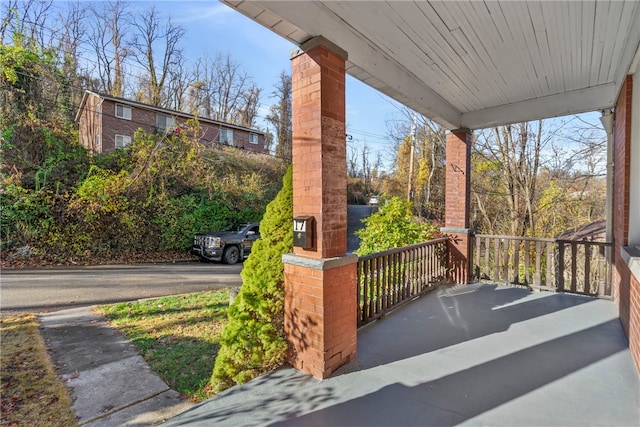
284,37,357,379
441,129,473,284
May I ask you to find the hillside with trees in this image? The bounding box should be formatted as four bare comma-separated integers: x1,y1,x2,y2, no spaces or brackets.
0,1,289,266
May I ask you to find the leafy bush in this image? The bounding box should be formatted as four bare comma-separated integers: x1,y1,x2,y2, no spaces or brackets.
0,185,55,251
1,122,286,263
355,197,439,256
210,166,292,392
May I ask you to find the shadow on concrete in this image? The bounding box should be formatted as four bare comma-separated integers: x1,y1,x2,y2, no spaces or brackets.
165,368,336,426
272,319,631,426
349,283,597,369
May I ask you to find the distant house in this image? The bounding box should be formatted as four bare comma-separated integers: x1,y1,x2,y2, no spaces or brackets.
556,219,607,242
75,91,266,154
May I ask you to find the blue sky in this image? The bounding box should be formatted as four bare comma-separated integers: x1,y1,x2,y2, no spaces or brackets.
142,1,403,166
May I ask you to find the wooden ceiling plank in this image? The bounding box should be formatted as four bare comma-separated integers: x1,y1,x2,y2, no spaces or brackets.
352,3,473,109
443,1,514,108
481,1,529,102
552,1,570,92
540,2,567,93
509,1,547,98
559,1,582,93
388,1,486,110
580,1,596,90
466,0,513,105
425,0,510,109
597,1,621,85
590,1,608,87
612,2,640,88
393,1,488,110
567,1,582,92
499,1,545,100
605,1,638,83
526,1,553,94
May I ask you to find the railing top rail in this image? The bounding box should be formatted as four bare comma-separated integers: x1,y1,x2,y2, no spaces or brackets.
556,239,612,247
475,234,555,243
357,237,448,262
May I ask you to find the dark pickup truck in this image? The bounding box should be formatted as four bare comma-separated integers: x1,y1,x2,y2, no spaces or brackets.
190,222,260,264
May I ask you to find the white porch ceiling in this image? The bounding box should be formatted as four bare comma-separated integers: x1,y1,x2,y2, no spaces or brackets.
223,0,640,130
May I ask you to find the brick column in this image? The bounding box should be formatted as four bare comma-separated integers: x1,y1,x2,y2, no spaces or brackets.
284,37,357,379
441,129,473,284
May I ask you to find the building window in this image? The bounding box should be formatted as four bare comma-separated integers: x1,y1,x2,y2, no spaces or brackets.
115,104,132,120
95,135,101,151
156,114,175,132
115,134,132,149
249,133,259,144
220,128,234,145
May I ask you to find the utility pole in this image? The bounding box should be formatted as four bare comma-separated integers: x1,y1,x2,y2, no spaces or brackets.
407,114,417,202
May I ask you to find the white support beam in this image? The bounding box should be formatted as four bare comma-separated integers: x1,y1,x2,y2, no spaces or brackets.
462,83,617,129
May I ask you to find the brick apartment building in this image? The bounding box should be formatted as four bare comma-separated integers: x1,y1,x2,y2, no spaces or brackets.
75,91,266,154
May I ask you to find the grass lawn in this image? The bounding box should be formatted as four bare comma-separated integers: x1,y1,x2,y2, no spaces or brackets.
98,289,231,402
0,314,78,427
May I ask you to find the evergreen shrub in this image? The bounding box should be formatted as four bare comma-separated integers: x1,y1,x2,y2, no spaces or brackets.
210,166,293,392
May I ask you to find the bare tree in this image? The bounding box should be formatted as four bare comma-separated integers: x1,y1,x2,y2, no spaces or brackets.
385,105,446,219
164,59,189,111
55,2,88,122
232,85,260,128
187,53,261,128
473,121,552,236
212,53,260,124
131,6,185,107
1,0,57,46
1,1,18,42
87,0,130,97
266,70,291,161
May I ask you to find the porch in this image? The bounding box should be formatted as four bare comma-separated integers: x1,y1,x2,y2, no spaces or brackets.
166,282,639,426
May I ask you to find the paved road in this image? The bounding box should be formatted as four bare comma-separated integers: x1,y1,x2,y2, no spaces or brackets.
0,261,243,314
347,204,378,252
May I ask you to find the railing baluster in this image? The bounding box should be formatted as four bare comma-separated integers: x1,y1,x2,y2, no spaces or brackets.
502,239,509,284
483,237,489,279
557,242,565,292
493,238,500,282
374,256,381,316
598,245,606,297
533,241,540,287
547,242,554,291
570,242,577,293
584,243,592,295
524,240,531,285
513,239,520,284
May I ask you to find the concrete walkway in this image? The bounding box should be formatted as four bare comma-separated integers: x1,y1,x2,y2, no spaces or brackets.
164,283,640,426
39,307,194,426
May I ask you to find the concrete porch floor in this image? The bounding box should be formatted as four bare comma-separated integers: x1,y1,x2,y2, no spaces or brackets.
164,283,640,426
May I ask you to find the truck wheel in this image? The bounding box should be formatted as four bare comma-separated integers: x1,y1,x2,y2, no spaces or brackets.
223,246,240,264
